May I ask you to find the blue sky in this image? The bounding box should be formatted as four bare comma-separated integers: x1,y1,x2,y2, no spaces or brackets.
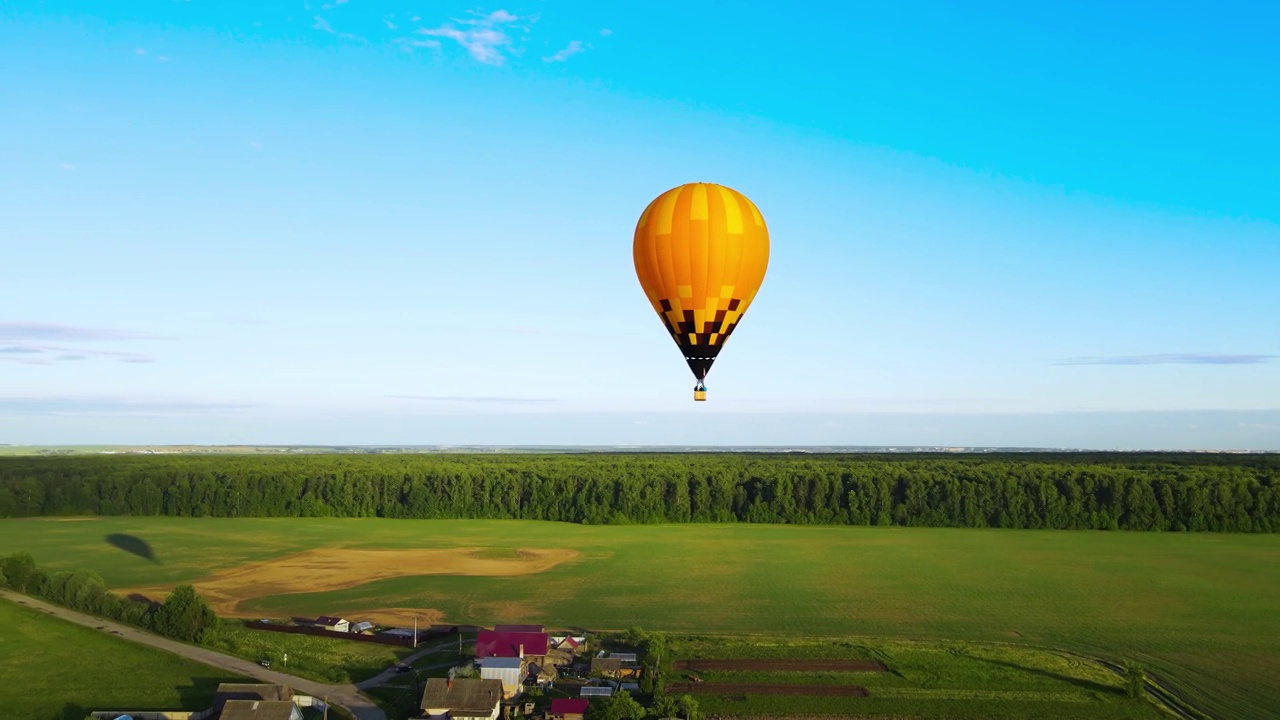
2,0,1278,449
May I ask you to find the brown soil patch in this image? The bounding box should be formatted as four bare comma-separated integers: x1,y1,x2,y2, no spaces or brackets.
123,546,579,617
666,683,868,696
321,606,446,627
675,659,886,672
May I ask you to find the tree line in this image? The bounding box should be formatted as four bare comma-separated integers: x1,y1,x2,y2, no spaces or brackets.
1,453,1278,532
1,551,218,643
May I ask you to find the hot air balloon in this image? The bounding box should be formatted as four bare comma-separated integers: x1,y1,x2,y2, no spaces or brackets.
633,182,770,401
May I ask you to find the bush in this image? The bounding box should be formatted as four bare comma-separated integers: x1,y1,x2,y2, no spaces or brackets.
1124,661,1146,700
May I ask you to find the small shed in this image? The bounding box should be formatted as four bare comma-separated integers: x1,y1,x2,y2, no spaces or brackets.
350,621,375,634
549,698,589,720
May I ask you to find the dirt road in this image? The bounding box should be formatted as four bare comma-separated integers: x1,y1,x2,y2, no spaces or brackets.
2,590,392,720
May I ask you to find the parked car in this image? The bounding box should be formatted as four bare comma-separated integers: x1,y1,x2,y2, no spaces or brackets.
393,663,411,674
259,659,272,668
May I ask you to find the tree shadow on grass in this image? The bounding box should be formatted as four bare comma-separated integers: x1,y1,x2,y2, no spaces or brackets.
58,702,87,720
105,534,161,565
966,653,1122,697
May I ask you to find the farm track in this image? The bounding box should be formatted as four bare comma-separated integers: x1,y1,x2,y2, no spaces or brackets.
666,682,870,696
0,589,413,720
675,658,887,672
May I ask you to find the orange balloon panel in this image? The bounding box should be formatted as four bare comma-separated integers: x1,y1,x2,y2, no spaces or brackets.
633,182,770,380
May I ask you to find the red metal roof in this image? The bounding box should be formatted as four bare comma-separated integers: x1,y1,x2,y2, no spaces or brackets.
550,699,589,715
474,630,549,658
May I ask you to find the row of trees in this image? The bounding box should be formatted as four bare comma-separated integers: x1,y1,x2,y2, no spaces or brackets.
1,552,217,643
2,453,1278,531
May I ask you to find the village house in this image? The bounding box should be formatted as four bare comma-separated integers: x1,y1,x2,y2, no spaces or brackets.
589,657,640,679
478,656,525,698
549,635,586,652
309,616,350,633
474,629,549,661
548,698,589,720
420,678,503,720
219,699,304,720
212,684,295,716
90,683,322,720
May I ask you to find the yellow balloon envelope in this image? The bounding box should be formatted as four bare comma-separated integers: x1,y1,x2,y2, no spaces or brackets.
632,182,770,400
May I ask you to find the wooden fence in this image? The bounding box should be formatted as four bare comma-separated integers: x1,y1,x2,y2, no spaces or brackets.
243,621,420,646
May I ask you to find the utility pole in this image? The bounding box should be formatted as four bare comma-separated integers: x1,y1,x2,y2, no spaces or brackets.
414,615,418,649
322,695,329,720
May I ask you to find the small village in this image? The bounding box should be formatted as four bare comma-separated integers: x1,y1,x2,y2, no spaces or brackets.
94,619,668,720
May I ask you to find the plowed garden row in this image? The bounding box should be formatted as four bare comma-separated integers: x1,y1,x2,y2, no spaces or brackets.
666,682,869,696
675,659,887,672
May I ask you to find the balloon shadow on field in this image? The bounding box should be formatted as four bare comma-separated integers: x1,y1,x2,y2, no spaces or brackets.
105,533,161,564
967,654,1122,696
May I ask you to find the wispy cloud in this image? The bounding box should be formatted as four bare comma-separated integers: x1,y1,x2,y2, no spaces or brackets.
135,48,146,55
543,40,584,62
59,162,74,170
389,394,557,404
0,396,253,416
416,9,522,65
312,14,365,41
384,18,397,30
0,345,155,365
394,37,442,52
0,322,164,365
600,28,613,36
1055,353,1275,366
0,322,164,342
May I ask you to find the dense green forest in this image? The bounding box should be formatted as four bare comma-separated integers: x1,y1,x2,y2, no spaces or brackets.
1,453,1278,532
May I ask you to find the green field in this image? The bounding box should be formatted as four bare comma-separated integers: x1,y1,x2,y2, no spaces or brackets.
3,517,1277,719
0,596,248,720
662,636,1162,720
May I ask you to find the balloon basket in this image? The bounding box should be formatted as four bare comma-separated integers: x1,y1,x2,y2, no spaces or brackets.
694,390,707,402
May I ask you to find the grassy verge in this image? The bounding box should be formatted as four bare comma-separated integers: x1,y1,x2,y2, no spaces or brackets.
202,621,417,684
0,597,249,720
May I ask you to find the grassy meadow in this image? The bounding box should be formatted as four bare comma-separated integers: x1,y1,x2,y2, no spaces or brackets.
0,596,248,720
2,517,1277,719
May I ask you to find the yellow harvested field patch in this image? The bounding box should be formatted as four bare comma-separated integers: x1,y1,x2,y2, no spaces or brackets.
124,546,579,617
329,606,446,626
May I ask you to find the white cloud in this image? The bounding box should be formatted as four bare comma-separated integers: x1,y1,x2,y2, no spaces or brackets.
384,18,397,30
59,162,74,170
543,40,584,62
135,48,146,55
158,55,170,62
600,28,613,36
417,9,521,65
395,37,442,52
312,14,366,42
